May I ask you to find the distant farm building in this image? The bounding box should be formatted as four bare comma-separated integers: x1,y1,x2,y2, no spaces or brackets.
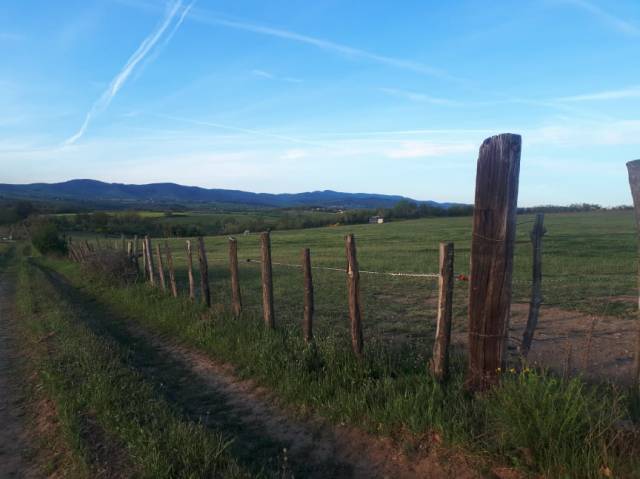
368,216,384,224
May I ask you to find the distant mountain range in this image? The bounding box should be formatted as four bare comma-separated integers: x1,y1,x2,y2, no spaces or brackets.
0,179,459,209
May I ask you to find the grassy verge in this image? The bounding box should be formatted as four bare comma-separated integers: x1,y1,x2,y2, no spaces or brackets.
43,256,640,478
13,252,252,478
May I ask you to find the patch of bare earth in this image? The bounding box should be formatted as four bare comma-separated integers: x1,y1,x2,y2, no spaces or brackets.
129,323,482,479
453,302,637,384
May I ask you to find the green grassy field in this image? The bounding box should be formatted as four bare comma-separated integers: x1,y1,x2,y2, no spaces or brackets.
125,210,638,344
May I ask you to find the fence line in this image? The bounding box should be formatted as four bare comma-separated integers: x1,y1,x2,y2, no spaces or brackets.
245,258,441,279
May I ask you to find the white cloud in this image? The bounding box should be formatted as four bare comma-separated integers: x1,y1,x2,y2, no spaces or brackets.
378,87,462,106
525,120,640,146
251,69,275,79
556,85,640,102
281,149,307,160
560,0,640,36
385,141,475,159
251,69,302,83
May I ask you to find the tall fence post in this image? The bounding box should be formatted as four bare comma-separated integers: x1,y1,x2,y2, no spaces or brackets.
144,236,155,286
132,235,140,274
141,239,148,279
156,243,167,291
165,241,178,298
431,242,454,381
302,248,314,343
260,232,275,329
228,237,242,318
521,213,546,358
466,133,521,392
626,159,640,389
186,240,196,301
345,234,364,358
197,237,211,307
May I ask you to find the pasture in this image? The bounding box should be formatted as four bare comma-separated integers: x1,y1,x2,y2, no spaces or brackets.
147,210,638,380
8,210,640,478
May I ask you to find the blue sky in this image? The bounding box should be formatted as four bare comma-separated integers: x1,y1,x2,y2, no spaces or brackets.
1,0,639,206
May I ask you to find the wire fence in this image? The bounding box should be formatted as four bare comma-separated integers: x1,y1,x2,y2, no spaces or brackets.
67,229,639,385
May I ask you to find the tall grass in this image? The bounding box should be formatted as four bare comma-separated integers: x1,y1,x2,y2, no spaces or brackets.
44,256,640,478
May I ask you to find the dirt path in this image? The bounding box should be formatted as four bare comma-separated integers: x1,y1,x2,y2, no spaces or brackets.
133,327,481,479
39,265,483,479
451,303,637,385
0,269,38,478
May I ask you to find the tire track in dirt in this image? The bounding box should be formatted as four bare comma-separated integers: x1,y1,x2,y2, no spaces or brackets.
40,264,482,479
131,326,482,479
0,268,39,478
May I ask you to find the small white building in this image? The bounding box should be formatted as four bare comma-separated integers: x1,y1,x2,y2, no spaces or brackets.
368,216,384,224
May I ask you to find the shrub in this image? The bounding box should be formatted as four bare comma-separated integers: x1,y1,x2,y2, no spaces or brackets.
31,222,67,255
82,250,138,284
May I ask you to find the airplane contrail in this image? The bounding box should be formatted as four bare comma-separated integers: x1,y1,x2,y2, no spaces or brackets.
64,0,194,145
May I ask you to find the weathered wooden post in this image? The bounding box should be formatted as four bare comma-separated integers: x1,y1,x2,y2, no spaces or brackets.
302,248,314,343
260,232,275,329
141,239,148,279
228,237,242,317
197,237,211,307
186,240,196,301
144,236,155,285
521,213,546,358
156,243,167,291
345,234,364,357
142,239,149,281
466,133,521,392
626,159,640,388
431,242,454,381
121,233,125,251
132,235,140,274
164,241,178,298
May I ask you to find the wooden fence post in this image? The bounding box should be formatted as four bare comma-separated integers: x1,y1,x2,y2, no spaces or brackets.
186,240,196,301
156,243,167,291
345,234,364,357
228,237,242,317
144,236,155,285
521,213,546,358
132,235,140,274
121,233,125,251
302,248,314,343
431,242,454,381
197,237,211,307
165,241,178,298
466,133,521,392
260,232,275,329
626,159,640,389
141,239,148,279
